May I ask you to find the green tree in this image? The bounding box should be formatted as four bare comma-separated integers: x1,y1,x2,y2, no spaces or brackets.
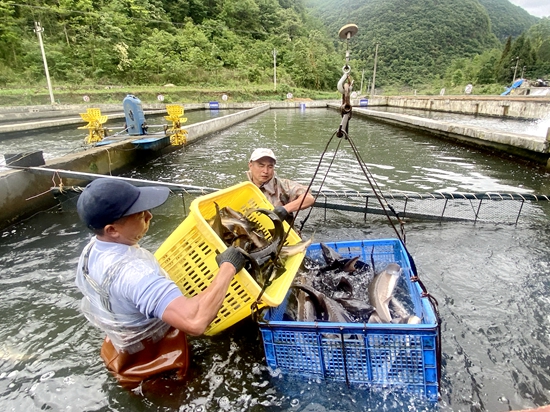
220,0,262,37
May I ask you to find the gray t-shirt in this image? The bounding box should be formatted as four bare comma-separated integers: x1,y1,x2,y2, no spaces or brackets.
75,237,182,352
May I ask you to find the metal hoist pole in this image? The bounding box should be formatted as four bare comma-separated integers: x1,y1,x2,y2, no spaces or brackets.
336,24,358,138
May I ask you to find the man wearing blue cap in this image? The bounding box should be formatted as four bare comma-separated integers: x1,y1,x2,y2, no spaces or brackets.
247,148,315,224
75,177,245,388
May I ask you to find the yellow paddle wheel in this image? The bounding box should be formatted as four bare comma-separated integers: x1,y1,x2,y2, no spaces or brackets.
78,108,108,144
164,105,188,145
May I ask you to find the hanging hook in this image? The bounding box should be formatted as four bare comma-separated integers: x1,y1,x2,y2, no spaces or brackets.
337,65,351,95
337,24,358,95
336,24,358,138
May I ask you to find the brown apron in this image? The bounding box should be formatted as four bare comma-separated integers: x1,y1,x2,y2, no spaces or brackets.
100,326,189,389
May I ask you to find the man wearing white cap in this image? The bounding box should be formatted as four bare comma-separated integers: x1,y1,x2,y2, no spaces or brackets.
247,148,315,223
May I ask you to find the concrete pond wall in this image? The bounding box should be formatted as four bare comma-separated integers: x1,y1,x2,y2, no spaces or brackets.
359,95,550,120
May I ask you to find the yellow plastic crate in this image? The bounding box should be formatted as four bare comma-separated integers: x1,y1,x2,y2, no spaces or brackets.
154,181,306,335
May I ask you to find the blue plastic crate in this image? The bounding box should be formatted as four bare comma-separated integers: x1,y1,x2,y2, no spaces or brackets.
259,238,440,401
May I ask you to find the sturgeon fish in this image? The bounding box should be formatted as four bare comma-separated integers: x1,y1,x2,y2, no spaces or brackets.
319,243,362,273
334,297,376,322
280,238,312,258
367,263,402,323
245,208,285,266
291,283,354,323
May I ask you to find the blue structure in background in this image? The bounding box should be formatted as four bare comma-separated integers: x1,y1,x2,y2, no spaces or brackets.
501,79,524,96
122,94,147,135
209,101,219,114
360,99,369,107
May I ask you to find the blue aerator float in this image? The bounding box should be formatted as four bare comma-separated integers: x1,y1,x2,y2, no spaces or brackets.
122,94,147,136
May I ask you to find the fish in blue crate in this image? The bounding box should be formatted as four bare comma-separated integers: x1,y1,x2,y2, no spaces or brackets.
258,239,441,401
284,242,418,324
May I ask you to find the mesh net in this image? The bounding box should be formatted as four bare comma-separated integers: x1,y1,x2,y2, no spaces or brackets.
53,186,550,225
308,191,550,225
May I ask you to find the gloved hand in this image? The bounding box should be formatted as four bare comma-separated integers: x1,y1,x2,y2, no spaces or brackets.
215,246,246,273
273,205,290,222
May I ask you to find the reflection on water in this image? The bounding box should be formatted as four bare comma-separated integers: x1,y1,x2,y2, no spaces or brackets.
0,108,550,411
130,108,548,195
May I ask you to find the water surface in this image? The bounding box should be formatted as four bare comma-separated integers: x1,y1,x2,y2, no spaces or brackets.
1,108,550,412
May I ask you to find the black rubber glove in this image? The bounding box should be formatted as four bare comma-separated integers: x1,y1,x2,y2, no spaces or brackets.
215,246,246,273
273,205,290,222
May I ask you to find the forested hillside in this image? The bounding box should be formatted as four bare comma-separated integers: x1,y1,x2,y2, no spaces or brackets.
306,0,548,89
0,0,342,90
478,0,539,40
0,0,548,94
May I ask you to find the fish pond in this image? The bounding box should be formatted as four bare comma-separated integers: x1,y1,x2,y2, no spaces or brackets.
1,108,549,412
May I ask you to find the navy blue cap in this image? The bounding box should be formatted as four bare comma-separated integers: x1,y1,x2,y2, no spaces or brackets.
76,178,170,229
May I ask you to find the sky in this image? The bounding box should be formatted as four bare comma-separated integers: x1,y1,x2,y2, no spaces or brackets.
508,0,550,18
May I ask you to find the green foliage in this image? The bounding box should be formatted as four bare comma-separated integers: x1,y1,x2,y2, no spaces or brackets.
0,0,345,90
308,0,549,91
478,0,539,41
306,0,502,87
0,0,548,95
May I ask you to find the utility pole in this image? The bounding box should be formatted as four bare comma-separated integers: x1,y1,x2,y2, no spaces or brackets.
360,69,365,95
512,56,519,83
371,43,379,97
273,49,277,91
34,22,55,105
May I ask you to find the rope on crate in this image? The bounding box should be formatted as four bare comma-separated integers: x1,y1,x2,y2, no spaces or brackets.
412,274,442,389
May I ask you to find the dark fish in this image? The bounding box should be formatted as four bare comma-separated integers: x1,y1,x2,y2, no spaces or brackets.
292,283,354,323
334,275,354,295
320,243,343,266
245,208,285,266
306,243,374,304
220,205,246,220
319,243,369,274
209,202,235,243
295,288,323,323
209,206,286,268
219,216,253,234
334,297,376,322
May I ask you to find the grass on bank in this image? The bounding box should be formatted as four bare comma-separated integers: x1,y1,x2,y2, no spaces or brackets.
0,83,340,106
0,82,508,106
